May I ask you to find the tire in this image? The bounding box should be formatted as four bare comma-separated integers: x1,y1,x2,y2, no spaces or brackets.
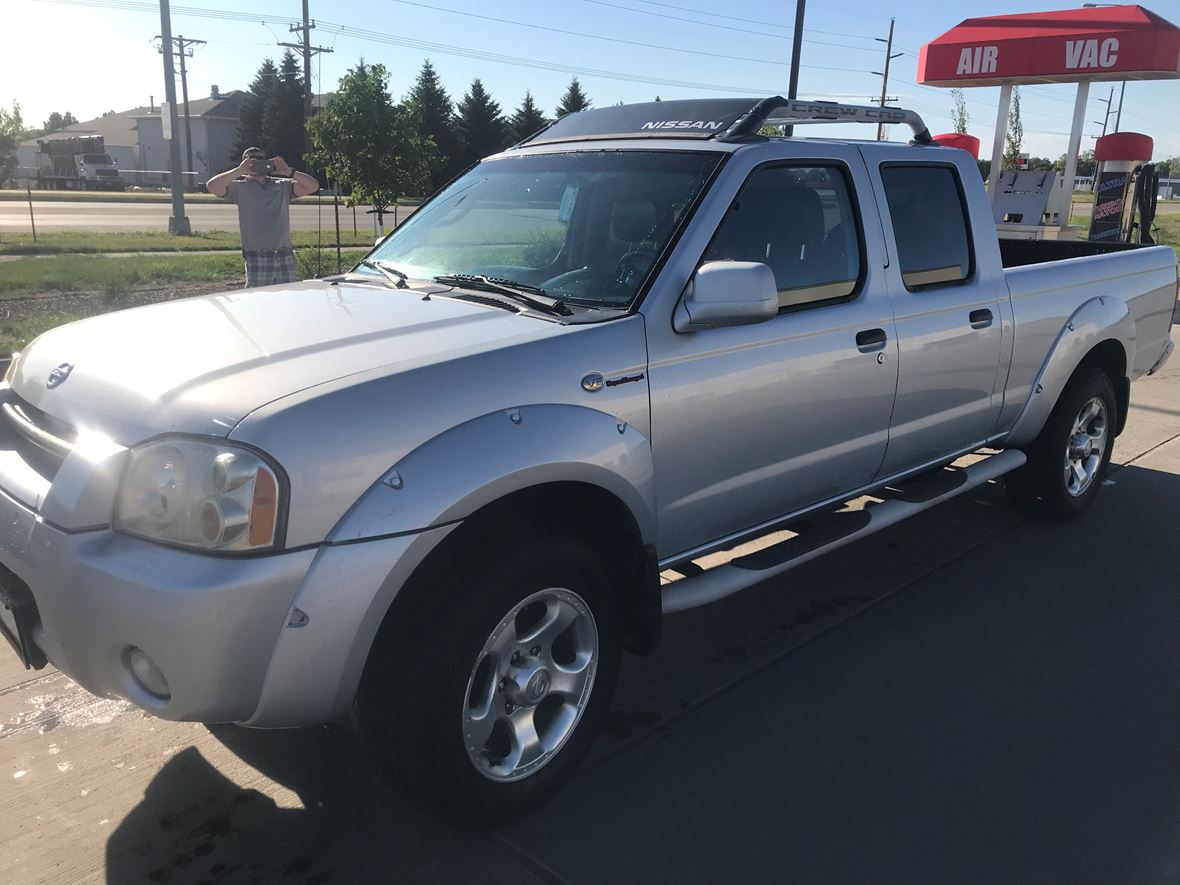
1005,366,1117,521
356,523,622,827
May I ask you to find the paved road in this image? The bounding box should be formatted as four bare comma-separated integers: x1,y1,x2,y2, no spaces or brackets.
2,337,1179,883
0,200,399,233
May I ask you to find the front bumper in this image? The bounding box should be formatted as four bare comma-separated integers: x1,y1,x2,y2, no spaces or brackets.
0,484,317,722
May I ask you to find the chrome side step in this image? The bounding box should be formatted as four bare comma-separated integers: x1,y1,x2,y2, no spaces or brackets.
660,448,1026,614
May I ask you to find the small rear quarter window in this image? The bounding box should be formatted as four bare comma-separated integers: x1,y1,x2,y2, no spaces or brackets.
880,165,973,290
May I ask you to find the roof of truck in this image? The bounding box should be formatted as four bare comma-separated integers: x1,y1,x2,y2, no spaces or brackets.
511,96,933,149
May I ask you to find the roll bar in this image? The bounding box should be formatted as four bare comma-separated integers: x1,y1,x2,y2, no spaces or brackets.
718,96,933,145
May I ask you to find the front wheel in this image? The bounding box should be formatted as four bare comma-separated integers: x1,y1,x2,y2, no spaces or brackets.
356,528,621,826
1006,367,1117,520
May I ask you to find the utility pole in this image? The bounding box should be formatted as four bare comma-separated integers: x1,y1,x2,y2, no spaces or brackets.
873,18,903,141
279,0,333,157
157,0,190,234
783,0,805,136
1096,86,1115,138
1114,80,1126,132
156,34,205,189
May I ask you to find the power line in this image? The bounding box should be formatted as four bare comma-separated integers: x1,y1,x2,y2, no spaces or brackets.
37,0,787,95
576,0,883,50
617,0,882,41
386,0,871,72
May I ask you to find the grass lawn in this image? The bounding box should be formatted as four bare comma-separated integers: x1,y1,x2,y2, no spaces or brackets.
0,229,378,256
1069,209,1180,245
0,248,368,352
0,248,370,296
0,189,421,206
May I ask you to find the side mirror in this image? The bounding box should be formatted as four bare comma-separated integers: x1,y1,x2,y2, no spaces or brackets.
673,261,780,332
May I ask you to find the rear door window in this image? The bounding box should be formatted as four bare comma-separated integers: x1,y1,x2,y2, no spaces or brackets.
880,165,973,290
703,164,863,309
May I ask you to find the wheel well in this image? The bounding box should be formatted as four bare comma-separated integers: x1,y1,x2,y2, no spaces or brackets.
1076,339,1130,435
375,482,660,660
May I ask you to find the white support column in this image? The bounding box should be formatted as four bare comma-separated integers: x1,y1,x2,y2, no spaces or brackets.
1058,80,1091,226
987,84,1013,203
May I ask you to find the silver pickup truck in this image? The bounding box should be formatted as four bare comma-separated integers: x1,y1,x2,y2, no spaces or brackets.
0,98,1174,823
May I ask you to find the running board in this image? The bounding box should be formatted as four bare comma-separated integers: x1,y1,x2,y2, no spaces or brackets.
660,448,1026,614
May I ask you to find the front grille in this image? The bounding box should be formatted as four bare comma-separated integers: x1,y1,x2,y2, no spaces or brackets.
2,395,75,480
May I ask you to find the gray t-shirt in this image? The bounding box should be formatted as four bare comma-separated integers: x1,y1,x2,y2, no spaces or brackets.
224,177,295,251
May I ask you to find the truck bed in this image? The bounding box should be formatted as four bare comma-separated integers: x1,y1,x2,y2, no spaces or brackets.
999,238,1149,268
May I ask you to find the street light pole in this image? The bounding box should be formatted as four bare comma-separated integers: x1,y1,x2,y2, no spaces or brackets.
783,0,805,136
157,0,190,235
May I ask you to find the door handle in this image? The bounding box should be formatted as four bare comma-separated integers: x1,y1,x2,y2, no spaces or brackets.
969,308,994,329
855,328,888,353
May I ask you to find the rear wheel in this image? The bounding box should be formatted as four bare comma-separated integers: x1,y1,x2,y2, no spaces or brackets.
1006,367,1117,520
356,527,621,826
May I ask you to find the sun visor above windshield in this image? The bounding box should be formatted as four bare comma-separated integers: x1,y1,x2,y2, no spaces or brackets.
520,99,760,146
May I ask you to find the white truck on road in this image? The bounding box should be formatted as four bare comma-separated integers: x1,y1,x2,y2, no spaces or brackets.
0,98,1174,824
36,135,124,191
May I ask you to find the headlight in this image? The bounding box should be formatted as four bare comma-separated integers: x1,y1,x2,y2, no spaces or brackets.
114,438,284,552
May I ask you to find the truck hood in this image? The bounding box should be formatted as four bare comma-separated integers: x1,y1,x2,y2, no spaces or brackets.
9,279,569,444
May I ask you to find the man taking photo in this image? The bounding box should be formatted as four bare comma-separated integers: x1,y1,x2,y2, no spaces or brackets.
207,148,320,287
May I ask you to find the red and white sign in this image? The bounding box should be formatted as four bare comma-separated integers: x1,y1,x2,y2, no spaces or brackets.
919,5,1180,87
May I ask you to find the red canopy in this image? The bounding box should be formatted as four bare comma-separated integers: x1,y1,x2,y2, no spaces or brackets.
919,5,1180,87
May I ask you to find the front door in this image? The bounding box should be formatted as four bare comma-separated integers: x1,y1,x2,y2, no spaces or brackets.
645,148,899,559
869,159,1006,476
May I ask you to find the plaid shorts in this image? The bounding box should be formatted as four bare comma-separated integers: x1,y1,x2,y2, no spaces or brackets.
243,248,297,288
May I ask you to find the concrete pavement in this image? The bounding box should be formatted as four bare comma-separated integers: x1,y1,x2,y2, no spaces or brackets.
1,346,1178,883
0,200,404,233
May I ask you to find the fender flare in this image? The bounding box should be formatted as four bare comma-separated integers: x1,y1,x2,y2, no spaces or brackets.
1005,296,1134,447
328,403,657,545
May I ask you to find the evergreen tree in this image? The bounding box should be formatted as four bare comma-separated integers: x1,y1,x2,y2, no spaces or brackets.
555,77,591,117
274,49,307,163
950,88,969,135
407,59,462,192
456,78,508,167
1003,86,1024,171
235,58,281,157
508,90,549,142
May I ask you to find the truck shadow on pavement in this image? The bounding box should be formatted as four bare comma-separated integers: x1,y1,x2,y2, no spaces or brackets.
103,722,519,884
105,460,1180,883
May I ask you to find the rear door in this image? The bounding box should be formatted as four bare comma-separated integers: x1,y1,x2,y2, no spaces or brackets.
867,157,1007,475
644,143,900,559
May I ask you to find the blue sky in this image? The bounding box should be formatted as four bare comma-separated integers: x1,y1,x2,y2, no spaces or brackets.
4,0,1180,159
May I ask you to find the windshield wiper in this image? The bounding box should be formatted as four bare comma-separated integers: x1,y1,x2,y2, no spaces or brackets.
433,273,571,316
360,258,409,289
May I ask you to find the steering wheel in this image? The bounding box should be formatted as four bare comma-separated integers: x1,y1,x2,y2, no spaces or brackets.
615,249,658,289
539,266,607,296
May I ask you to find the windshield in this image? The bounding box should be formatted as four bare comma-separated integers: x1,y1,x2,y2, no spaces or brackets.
365,150,723,308
82,154,113,164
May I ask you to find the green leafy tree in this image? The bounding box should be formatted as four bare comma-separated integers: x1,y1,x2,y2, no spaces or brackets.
407,59,462,193
555,77,591,117
456,78,508,166
1003,86,1024,171
508,90,549,143
1054,149,1096,177
42,111,78,132
309,61,436,231
0,102,25,185
235,58,280,157
950,88,969,134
